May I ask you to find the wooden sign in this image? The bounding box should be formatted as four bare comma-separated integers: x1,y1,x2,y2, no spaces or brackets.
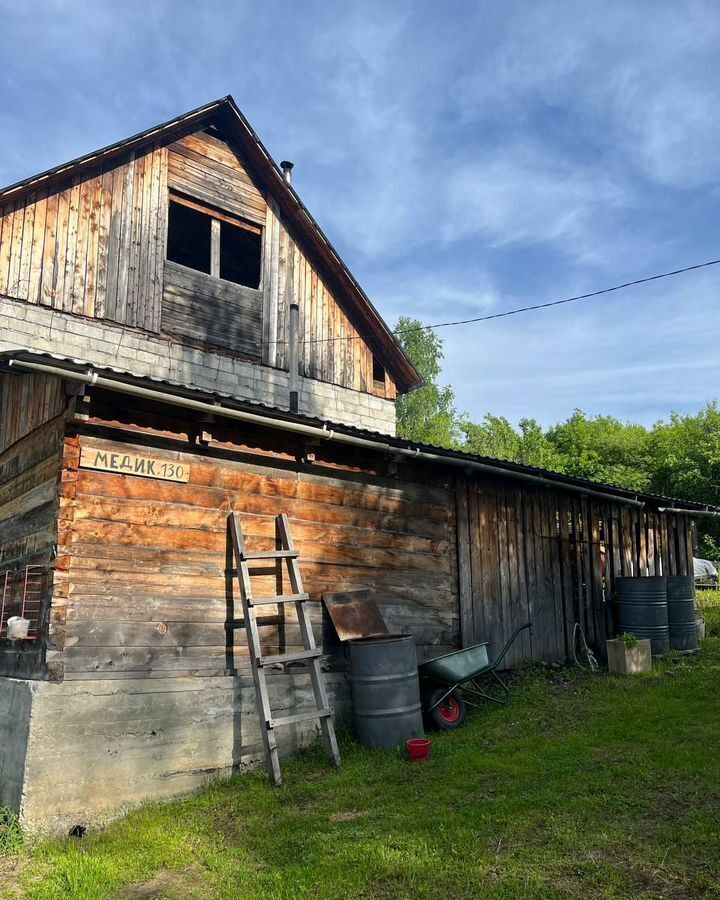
80,447,190,483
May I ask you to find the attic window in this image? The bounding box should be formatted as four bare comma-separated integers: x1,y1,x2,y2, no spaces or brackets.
372,356,386,384
167,201,211,274
167,194,262,289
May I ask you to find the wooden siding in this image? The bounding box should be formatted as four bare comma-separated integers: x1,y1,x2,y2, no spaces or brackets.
0,372,70,678
0,126,397,400
0,146,167,330
53,409,457,681
162,260,263,358
167,131,266,226
456,477,696,668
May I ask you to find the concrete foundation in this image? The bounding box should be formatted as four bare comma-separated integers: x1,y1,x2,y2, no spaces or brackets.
0,672,351,835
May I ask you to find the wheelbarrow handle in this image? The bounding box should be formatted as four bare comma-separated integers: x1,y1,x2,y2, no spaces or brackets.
491,621,531,669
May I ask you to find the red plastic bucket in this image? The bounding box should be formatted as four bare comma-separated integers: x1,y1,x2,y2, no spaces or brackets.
406,738,431,763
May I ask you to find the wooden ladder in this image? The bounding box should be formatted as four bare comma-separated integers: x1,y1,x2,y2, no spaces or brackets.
228,512,341,785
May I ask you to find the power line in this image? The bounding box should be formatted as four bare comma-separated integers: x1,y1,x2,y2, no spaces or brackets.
260,256,720,347
393,257,720,337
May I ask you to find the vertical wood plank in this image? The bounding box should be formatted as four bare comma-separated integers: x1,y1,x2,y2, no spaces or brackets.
52,185,70,309
17,191,37,301
115,151,136,324
72,178,92,314
28,187,47,304
104,162,125,321
558,496,575,661
151,147,169,333
40,189,59,307
210,218,221,278
94,168,114,319
520,489,545,659
0,202,14,295
84,174,102,317
455,477,473,648
8,196,27,299
63,177,81,314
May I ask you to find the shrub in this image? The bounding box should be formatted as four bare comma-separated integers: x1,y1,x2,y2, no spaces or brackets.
0,806,23,854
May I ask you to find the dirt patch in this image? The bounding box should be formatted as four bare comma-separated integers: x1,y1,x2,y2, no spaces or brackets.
119,864,211,900
330,810,371,823
0,855,29,898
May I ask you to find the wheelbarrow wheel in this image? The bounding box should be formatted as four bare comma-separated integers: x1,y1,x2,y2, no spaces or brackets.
426,689,467,730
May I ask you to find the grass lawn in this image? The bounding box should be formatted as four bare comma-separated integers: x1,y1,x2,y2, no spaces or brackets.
3,593,720,900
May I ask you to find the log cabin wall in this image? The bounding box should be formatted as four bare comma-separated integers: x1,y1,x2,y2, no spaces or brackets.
0,126,397,403
456,477,696,667
52,392,457,684
6,394,456,830
0,371,73,678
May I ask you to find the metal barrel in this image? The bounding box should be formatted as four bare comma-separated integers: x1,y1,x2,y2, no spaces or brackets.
666,575,698,652
349,634,424,750
615,576,669,656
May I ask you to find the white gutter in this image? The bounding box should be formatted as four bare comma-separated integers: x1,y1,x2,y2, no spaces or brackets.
8,357,646,508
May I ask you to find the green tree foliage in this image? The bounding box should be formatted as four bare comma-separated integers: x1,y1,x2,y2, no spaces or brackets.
546,410,652,491
394,317,462,447
647,403,720,556
461,415,564,470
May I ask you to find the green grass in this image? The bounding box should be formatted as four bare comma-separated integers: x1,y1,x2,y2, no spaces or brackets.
5,634,720,900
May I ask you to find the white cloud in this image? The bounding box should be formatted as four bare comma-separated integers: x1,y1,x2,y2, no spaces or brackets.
443,143,630,262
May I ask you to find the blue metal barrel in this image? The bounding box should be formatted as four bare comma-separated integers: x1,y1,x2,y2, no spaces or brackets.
666,575,698,652
349,634,424,749
615,576,669,656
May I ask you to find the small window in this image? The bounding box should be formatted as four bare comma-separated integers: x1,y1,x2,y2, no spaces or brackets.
167,200,212,274
372,356,386,384
166,194,262,289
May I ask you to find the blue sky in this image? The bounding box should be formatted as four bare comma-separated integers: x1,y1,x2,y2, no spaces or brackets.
1,1,719,427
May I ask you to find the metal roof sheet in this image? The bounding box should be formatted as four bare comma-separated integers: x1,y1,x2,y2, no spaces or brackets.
2,347,716,513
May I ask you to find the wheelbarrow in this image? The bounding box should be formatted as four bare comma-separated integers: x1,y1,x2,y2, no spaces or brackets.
419,623,531,730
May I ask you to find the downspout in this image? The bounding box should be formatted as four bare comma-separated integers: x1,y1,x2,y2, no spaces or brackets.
8,358,646,508
288,302,300,414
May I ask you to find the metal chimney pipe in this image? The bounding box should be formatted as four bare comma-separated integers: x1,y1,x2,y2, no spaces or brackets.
280,160,294,184
288,302,300,413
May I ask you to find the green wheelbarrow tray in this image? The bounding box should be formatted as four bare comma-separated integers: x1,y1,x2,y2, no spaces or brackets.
419,622,531,712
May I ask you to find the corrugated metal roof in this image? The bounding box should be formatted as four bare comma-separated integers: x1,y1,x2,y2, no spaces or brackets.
1,347,716,512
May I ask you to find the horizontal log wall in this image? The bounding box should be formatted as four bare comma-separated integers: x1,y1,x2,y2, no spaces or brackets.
0,372,71,678
162,259,263,358
457,477,696,667
54,418,457,681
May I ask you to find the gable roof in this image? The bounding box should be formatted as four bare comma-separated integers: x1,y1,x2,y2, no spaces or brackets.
0,96,422,393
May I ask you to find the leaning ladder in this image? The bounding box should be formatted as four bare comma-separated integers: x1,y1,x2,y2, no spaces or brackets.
228,512,341,785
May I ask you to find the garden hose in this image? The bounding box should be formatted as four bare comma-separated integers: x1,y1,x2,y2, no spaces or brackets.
572,622,600,673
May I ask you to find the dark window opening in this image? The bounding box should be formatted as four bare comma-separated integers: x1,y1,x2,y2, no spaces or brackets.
167,200,212,274
220,220,262,289
167,195,262,289
372,356,386,383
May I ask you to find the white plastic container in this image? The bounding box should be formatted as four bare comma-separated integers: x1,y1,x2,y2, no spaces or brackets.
6,616,30,640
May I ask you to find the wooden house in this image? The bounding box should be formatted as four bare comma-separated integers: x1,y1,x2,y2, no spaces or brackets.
0,98,710,833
